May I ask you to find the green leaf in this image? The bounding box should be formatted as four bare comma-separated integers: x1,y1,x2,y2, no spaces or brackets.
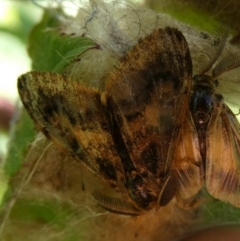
10,199,68,225
202,189,240,225
28,10,97,73
4,109,35,177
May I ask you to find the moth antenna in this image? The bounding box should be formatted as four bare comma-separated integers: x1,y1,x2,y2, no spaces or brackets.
156,175,171,210
198,23,229,75
212,51,240,79
92,191,141,216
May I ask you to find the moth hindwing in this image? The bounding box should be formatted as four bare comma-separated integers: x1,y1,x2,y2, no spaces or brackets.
18,27,195,215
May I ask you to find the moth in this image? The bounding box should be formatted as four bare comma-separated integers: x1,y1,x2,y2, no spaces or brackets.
17,26,240,215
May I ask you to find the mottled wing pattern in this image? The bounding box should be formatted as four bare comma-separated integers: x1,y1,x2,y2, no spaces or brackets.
173,110,204,207
106,28,192,192
18,72,126,192
206,104,240,207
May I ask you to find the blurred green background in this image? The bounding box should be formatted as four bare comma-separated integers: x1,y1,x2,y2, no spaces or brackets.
0,1,42,155
0,1,43,206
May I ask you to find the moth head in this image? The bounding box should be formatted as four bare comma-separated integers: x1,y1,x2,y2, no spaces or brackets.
126,171,176,210
126,171,158,209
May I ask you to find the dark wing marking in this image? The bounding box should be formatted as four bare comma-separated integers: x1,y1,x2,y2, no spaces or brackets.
17,72,126,193
106,27,192,205
173,110,204,207
206,103,240,207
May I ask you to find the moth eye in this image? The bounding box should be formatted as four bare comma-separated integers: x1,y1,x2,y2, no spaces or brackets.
193,75,200,82
214,93,223,102
213,79,219,87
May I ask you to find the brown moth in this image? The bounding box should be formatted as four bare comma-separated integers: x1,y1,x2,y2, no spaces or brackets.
17,26,240,215
174,24,240,208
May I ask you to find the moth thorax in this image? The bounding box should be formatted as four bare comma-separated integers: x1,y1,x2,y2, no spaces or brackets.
190,87,213,126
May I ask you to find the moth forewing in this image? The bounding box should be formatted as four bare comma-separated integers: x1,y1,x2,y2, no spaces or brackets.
106,27,192,209
206,102,240,207
17,72,128,197
173,110,203,207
